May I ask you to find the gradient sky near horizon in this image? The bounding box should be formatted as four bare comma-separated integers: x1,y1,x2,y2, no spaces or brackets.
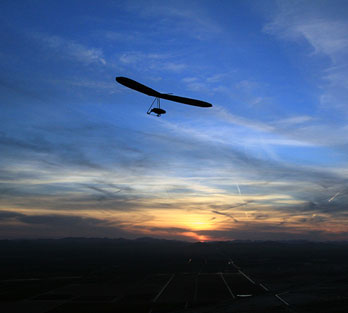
1,0,348,241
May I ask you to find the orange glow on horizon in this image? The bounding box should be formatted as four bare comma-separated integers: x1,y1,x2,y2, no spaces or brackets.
180,232,211,242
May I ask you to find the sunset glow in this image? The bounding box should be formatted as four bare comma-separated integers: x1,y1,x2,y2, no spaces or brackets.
1,0,348,241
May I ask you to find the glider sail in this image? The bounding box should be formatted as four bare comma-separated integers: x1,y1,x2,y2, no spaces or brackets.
116,76,212,108
159,93,212,108
116,77,160,97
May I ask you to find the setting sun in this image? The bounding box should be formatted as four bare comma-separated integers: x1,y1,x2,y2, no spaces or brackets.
137,209,218,232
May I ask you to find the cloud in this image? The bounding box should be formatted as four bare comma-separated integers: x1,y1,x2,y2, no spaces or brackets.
265,14,348,60
0,131,103,170
2,114,348,223
184,80,348,151
213,106,275,132
65,79,119,94
123,0,222,40
99,30,142,43
0,77,46,103
119,52,143,64
297,20,348,58
271,115,314,126
181,76,211,92
0,211,92,226
198,226,348,241
0,210,23,220
160,62,187,72
81,183,137,203
0,210,136,239
34,33,106,65
119,51,187,73
18,214,106,227
157,118,348,210
2,0,348,242
264,1,348,114
212,210,239,223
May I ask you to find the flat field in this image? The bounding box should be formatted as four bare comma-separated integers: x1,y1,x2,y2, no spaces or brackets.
0,239,347,312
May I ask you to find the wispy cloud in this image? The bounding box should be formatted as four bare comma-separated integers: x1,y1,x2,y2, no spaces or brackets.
0,210,136,239
33,33,106,65
265,15,348,60
264,1,348,113
212,210,239,223
272,115,314,126
1,1,348,241
119,51,187,73
63,79,119,94
213,106,274,132
123,0,222,40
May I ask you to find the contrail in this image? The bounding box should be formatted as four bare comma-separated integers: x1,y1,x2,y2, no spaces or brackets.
328,192,340,202
236,183,242,196
236,183,248,218
212,210,239,223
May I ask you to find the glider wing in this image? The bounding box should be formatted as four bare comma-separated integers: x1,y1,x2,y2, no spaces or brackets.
116,77,160,97
159,93,212,107
116,76,212,107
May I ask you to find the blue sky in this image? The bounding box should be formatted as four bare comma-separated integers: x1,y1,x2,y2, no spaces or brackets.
1,0,348,241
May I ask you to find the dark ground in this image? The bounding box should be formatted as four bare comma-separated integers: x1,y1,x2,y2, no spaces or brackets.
0,238,347,313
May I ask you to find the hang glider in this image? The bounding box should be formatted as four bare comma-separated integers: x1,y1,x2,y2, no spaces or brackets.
115,76,213,116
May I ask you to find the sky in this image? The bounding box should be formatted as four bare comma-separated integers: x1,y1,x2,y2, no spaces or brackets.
1,0,348,241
